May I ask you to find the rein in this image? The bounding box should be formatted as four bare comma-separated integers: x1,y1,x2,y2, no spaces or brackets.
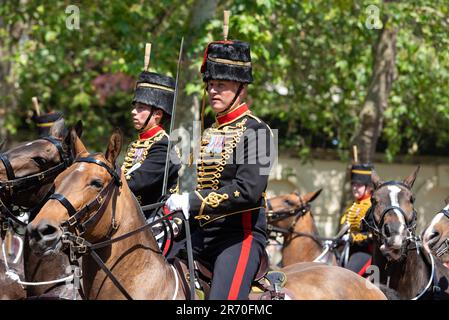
266,194,324,245
50,156,181,300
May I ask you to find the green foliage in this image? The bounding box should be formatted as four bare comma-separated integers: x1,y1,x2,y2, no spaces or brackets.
1,0,448,160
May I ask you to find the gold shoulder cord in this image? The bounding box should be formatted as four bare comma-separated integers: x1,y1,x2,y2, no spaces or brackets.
123,130,166,179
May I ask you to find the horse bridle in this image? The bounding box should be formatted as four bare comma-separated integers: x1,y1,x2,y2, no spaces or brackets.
48,155,180,300
266,192,311,224
265,193,326,247
434,209,449,257
49,156,121,237
364,181,417,239
0,136,72,227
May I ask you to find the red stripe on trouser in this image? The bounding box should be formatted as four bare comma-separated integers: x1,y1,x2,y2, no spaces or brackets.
162,206,171,256
227,211,253,300
358,257,372,276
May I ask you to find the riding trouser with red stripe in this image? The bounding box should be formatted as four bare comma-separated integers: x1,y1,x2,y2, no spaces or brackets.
346,243,373,276
192,227,266,299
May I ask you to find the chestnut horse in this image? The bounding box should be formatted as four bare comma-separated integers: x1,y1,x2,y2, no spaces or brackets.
0,119,82,299
266,190,338,267
423,199,449,264
26,128,386,300
367,167,449,299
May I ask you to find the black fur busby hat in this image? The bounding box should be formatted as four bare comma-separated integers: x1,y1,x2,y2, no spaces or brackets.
351,164,374,185
34,112,63,137
132,71,175,116
200,40,253,84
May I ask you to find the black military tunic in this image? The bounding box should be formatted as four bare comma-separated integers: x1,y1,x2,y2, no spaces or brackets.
188,103,275,299
123,124,180,213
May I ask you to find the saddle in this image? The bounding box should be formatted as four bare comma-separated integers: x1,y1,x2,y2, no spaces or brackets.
172,250,294,300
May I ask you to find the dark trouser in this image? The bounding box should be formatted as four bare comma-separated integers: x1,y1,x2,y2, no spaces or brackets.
346,244,372,276
207,236,264,300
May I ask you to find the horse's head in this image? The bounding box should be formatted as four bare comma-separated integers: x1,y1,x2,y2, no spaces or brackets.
422,198,449,262
27,128,123,257
367,166,420,261
267,189,322,229
0,119,82,208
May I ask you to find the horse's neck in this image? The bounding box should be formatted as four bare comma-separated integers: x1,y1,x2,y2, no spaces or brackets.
373,244,430,299
283,212,322,264
83,186,177,300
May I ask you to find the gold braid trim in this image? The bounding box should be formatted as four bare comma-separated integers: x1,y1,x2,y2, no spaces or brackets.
193,191,229,220
123,130,166,178
196,118,248,191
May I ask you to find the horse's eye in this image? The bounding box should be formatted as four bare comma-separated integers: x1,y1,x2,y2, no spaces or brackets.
32,156,47,166
284,199,293,206
90,179,103,189
410,196,415,204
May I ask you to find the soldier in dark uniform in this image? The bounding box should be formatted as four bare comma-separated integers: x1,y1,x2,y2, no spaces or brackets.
34,111,63,137
122,71,180,216
339,163,374,275
166,39,275,299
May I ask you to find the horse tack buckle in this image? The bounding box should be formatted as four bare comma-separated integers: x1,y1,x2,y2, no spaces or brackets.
74,236,87,254
67,216,77,226
37,173,45,181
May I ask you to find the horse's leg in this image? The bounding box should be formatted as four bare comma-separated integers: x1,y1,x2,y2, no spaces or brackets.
0,237,26,300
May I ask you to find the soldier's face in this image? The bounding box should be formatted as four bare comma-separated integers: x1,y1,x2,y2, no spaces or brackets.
207,80,241,113
131,103,153,130
352,183,371,200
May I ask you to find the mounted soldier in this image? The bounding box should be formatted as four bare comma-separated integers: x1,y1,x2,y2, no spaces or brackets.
166,12,276,300
339,161,374,276
122,44,180,215
31,97,63,137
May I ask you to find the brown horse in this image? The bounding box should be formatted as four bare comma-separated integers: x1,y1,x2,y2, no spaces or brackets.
423,199,449,264
0,119,82,299
26,128,386,300
266,190,338,267
368,167,449,299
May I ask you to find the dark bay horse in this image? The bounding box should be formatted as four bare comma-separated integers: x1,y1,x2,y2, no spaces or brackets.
26,128,386,300
266,190,338,266
0,119,82,299
423,199,449,265
367,167,449,299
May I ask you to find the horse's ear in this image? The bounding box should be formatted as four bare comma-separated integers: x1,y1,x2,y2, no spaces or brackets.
64,125,87,157
371,170,382,189
74,120,83,139
105,128,123,165
303,188,322,203
403,165,420,189
49,118,66,139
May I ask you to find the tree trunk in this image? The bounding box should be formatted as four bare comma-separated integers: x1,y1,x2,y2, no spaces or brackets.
338,24,397,227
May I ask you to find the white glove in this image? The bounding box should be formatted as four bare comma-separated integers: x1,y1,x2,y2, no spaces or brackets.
166,193,190,220
341,233,351,242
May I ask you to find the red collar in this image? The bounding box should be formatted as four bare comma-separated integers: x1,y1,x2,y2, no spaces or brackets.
357,193,371,202
139,125,164,140
216,103,249,126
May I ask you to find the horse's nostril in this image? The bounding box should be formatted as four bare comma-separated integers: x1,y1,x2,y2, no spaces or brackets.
39,224,58,237
27,224,41,241
384,225,391,238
